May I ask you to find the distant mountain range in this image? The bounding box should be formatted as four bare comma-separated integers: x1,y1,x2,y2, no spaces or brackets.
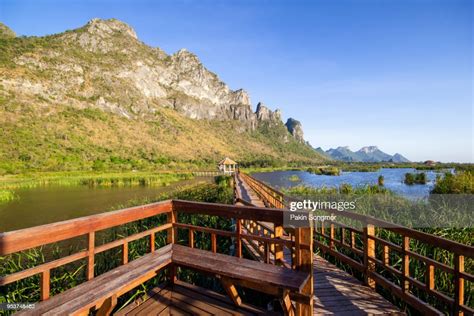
315,146,410,163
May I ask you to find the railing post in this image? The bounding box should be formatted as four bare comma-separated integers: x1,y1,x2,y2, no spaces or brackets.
236,219,242,258
188,229,194,248
87,232,95,280
363,223,376,289
295,226,314,315
122,241,128,264
402,236,410,293
40,270,50,301
167,209,177,244
274,225,284,265
167,206,177,284
454,254,465,316
150,232,155,253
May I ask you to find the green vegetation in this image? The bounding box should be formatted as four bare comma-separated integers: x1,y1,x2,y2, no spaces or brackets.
285,183,473,312
306,166,340,176
288,175,301,182
404,172,427,185
0,172,193,190
377,175,384,186
0,189,16,203
0,100,325,175
284,183,389,196
431,171,473,194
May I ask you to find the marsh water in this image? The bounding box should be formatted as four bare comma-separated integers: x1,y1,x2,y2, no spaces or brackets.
0,177,212,232
251,168,448,200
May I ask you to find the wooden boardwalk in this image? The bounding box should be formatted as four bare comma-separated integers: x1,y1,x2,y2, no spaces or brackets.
235,173,402,315
116,280,274,315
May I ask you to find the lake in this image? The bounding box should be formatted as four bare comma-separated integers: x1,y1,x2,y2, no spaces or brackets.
251,168,448,200
0,177,212,232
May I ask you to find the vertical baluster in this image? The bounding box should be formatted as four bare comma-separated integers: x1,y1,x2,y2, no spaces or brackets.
274,226,283,265
454,254,465,316
364,223,376,289
350,230,355,249
123,241,129,264
167,210,177,244
264,242,271,264
329,223,335,249
40,270,50,301
211,233,217,253
87,231,95,280
236,219,242,258
402,236,410,292
341,227,345,245
189,229,194,248
425,263,434,290
383,245,390,266
150,232,155,253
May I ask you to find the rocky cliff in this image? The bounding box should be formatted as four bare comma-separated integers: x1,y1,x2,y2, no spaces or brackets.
1,18,304,136
0,18,325,171
285,118,305,143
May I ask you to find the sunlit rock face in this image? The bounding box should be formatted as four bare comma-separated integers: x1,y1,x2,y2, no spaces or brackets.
285,118,305,143
1,18,307,138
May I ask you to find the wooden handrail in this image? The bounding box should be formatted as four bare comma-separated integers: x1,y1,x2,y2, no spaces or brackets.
241,172,474,315
0,200,173,255
0,199,310,312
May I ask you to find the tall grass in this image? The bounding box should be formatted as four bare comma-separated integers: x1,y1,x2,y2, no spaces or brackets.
0,190,16,203
0,172,193,190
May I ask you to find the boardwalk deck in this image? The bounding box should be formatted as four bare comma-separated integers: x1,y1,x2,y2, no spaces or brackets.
117,280,274,316
235,173,402,316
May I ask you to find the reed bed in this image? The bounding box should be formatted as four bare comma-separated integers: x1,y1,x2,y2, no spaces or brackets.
0,172,193,190
0,190,16,203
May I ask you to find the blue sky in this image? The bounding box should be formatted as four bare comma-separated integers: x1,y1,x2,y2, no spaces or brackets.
1,0,472,162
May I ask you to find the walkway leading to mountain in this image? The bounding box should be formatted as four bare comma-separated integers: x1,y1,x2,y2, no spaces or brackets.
234,172,403,315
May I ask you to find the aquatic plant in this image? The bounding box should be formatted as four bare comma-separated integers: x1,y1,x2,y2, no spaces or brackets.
431,171,473,194
288,175,301,182
0,189,16,203
378,175,384,186
404,172,427,185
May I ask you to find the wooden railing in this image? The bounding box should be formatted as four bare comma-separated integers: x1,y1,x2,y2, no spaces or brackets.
241,172,474,316
0,200,173,301
239,172,287,209
0,199,313,314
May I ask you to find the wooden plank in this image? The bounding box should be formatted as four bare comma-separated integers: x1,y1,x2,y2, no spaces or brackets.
40,270,50,301
96,294,117,316
454,254,465,316
0,200,173,255
171,245,309,292
172,200,285,225
220,277,242,306
294,227,313,316
0,250,88,286
280,290,295,316
173,280,266,315
364,224,376,289
402,236,410,292
87,232,95,280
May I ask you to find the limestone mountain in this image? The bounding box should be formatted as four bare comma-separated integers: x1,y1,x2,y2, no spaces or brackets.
0,18,325,172
324,146,410,163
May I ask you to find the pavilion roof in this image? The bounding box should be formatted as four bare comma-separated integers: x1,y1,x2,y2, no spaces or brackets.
219,157,238,165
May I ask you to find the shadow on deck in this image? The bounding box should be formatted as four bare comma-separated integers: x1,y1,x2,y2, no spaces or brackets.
116,280,274,316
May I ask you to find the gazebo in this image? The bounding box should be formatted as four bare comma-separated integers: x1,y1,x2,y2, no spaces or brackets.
218,157,238,174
